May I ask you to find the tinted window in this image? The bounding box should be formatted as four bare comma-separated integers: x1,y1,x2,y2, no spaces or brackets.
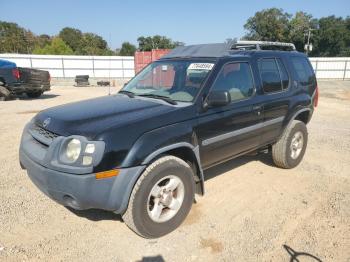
259,58,283,93
291,57,315,85
276,59,289,89
123,60,214,102
211,62,254,102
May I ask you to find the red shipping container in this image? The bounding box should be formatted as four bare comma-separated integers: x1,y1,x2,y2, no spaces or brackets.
134,49,171,74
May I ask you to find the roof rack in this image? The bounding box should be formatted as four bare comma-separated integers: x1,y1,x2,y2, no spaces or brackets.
231,40,296,51
161,41,297,59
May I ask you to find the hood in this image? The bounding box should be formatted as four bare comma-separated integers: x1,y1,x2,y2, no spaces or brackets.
34,94,191,138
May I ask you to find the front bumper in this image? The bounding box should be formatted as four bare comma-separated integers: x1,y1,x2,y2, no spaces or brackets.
19,150,144,213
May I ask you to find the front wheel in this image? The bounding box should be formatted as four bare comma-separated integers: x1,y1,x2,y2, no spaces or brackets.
122,155,195,238
272,120,308,169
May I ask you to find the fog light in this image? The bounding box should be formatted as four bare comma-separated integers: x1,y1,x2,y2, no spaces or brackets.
82,156,93,165
85,143,95,154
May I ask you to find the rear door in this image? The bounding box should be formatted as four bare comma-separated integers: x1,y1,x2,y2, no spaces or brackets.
196,61,263,169
257,57,291,145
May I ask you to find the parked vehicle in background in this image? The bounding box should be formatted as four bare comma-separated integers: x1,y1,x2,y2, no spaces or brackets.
19,41,318,238
0,59,50,100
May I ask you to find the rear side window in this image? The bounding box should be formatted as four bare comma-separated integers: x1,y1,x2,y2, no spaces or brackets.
276,59,289,89
290,57,315,85
258,58,282,93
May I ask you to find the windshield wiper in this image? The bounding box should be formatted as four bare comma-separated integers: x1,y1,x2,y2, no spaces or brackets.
137,94,177,105
119,90,135,98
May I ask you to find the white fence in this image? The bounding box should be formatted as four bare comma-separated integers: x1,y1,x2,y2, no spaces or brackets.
309,57,350,80
0,54,349,80
0,54,135,78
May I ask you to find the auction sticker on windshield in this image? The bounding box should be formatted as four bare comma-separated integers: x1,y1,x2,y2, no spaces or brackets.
188,63,214,70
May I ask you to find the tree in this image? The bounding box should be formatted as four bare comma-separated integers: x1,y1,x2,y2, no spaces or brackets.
33,37,73,55
312,16,350,56
80,33,108,55
35,34,51,49
119,42,136,56
0,21,33,53
243,8,291,41
58,27,83,53
243,9,350,56
289,12,318,52
137,35,183,51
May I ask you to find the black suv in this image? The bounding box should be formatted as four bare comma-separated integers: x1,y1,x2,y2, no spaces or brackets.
19,41,318,238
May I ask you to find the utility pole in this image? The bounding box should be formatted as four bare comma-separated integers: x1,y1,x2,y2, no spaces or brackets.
304,28,315,55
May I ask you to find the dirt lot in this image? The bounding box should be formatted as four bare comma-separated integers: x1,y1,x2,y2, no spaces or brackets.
0,81,349,262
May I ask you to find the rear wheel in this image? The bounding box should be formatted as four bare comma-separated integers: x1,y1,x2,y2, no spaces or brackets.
122,155,195,238
272,120,308,169
26,90,42,98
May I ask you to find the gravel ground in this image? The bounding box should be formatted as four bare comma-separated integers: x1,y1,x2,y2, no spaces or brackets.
0,81,349,262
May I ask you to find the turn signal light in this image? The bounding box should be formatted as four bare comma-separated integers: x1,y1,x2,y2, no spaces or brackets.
95,169,120,180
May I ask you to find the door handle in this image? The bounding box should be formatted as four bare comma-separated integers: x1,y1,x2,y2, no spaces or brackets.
252,105,262,115
252,105,262,111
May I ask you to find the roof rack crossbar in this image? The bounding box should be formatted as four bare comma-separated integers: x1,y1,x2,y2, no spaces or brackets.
231,40,296,51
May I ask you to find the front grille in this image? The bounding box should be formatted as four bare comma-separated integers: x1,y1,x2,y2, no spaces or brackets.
29,124,58,145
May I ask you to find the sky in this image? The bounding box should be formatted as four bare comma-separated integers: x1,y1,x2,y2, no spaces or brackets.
1,0,349,49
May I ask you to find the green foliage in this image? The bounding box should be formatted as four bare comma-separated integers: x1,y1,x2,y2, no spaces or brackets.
244,8,291,42
79,33,109,55
58,27,83,52
312,16,350,56
289,12,318,52
36,34,52,49
137,35,183,51
33,37,73,55
0,21,32,53
119,42,137,56
2,12,349,57
244,9,350,56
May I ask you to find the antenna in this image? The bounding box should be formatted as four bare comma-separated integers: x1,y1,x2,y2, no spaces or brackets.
108,32,111,96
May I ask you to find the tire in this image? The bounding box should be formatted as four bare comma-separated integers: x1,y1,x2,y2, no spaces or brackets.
272,120,308,169
26,91,42,98
0,86,11,100
122,155,195,238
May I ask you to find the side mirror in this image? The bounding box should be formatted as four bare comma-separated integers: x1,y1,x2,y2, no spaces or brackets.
0,80,4,86
206,90,231,107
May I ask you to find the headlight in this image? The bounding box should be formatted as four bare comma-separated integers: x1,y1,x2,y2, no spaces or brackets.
58,136,105,168
65,138,81,162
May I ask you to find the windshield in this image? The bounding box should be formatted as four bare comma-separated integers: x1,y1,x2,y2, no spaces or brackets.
121,60,215,102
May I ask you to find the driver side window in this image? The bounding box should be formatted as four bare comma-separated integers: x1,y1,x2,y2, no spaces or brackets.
211,62,254,102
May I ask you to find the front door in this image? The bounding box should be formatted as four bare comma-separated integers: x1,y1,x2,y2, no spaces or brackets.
195,61,263,169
